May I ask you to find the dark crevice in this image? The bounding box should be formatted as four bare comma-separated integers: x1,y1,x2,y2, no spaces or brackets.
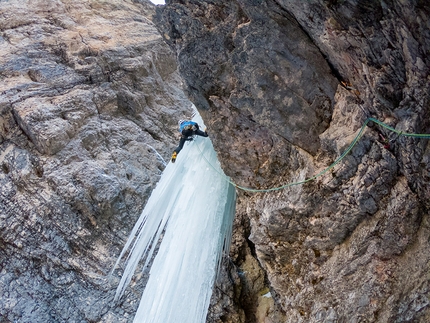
2,162,10,174
270,0,345,84
246,236,257,259
144,128,162,141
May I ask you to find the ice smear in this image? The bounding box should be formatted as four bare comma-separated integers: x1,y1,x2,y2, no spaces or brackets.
112,110,236,323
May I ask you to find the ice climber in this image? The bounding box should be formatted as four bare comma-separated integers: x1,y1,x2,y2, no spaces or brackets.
171,120,208,163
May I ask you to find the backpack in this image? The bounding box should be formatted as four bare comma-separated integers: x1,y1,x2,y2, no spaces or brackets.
179,120,197,133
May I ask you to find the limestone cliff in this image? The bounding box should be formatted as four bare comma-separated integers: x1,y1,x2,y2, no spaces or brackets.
0,0,193,322
155,1,430,322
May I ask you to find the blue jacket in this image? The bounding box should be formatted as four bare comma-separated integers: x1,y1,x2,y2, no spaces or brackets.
179,121,198,133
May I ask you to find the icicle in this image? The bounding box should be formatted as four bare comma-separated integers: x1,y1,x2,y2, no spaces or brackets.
112,108,236,323
143,143,167,167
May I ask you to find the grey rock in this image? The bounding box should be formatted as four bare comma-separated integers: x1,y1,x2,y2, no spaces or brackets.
155,1,430,322
1,0,193,322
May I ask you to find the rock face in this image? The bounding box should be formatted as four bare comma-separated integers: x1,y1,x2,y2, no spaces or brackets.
0,0,193,322
155,1,430,322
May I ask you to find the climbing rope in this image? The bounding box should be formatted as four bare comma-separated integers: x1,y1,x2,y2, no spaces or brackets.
195,117,430,193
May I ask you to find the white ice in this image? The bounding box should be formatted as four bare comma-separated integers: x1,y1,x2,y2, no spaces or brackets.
149,0,165,4
112,110,236,323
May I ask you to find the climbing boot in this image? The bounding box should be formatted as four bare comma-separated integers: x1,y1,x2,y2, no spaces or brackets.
171,151,177,163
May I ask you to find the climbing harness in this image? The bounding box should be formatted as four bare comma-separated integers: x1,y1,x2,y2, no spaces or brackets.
194,117,430,193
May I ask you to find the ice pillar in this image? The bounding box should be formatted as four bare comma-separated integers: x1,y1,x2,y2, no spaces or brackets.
113,111,236,323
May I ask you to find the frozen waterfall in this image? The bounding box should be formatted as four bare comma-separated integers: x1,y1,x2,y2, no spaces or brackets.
112,111,236,323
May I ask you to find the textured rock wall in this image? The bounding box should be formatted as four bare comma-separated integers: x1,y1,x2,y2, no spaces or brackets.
0,0,193,322
155,1,430,322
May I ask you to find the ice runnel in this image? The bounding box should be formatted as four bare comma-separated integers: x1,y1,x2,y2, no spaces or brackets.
113,111,236,323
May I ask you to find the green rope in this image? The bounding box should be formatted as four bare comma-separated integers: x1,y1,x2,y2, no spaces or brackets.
195,117,430,193
368,117,430,138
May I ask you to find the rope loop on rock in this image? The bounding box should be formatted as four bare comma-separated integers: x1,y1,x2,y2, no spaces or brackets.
195,117,430,193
